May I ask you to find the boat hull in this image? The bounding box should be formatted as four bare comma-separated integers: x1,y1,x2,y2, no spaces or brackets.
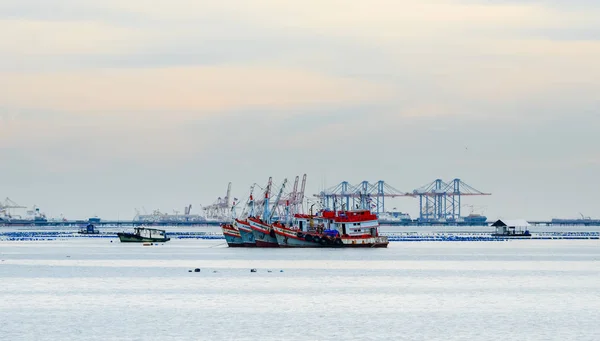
272,225,388,248
117,233,170,243
221,224,245,247
223,233,245,247
235,219,256,247
273,226,323,248
248,218,279,247
341,236,389,248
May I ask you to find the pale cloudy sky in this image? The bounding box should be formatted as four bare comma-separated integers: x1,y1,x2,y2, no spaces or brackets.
1,0,599,220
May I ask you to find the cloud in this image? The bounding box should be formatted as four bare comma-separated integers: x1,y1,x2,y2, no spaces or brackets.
0,19,146,55
106,0,600,44
1,0,600,219
0,66,393,113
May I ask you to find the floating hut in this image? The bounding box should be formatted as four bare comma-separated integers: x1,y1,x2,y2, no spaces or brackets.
491,219,531,237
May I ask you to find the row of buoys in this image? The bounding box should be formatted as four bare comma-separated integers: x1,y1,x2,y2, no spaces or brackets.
2,230,599,242
252,269,284,273
187,268,284,273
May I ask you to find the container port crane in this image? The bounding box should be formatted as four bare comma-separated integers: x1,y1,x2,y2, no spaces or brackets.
202,182,233,220
412,178,490,222
313,181,413,214
253,174,307,215
0,197,27,219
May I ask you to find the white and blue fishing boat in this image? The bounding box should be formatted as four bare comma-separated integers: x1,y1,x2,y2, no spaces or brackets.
232,185,257,246
235,219,256,246
221,223,244,247
248,177,287,248
221,197,245,247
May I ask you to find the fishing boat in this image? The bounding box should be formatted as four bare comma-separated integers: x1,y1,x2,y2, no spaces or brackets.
248,216,279,247
218,191,247,247
248,177,288,247
117,227,170,243
221,223,245,247
273,209,388,248
235,218,256,246
272,220,322,247
230,185,258,246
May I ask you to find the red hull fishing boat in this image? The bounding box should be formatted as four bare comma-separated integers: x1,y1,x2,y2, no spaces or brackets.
273,209,388,248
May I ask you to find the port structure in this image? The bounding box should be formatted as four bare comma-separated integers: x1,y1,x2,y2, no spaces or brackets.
253,174,307,216
0,197,27,218
202,182,233,220
412,179,490,222
284,174,306,215
313,181,413,215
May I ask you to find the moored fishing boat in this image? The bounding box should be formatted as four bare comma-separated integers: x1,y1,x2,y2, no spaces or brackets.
221,223,245,247
273,209,388,248
247,177,288,248
230,185,258,247
272,221,322,247
117,227,170,243
235,218,256,246
223,174,388,249
248,216,279,247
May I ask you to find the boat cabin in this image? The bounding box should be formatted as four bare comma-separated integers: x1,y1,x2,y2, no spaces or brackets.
292,210,380,237
134,227,167,239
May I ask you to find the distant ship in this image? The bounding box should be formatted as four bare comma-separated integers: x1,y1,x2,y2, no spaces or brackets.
551,214,600,226
88,216,101,223
378,211,412,223
134,208,208,224
0,205,48,225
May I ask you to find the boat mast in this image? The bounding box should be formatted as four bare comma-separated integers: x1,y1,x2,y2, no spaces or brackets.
262,177,273,220
247,184,256,218
268,178,287,223
230,198,240,221
285,200,290,226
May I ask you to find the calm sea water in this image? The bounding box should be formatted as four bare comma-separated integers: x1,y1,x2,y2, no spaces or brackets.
1,239,599,341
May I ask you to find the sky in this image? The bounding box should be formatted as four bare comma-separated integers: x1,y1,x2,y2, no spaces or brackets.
1,0,599,221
